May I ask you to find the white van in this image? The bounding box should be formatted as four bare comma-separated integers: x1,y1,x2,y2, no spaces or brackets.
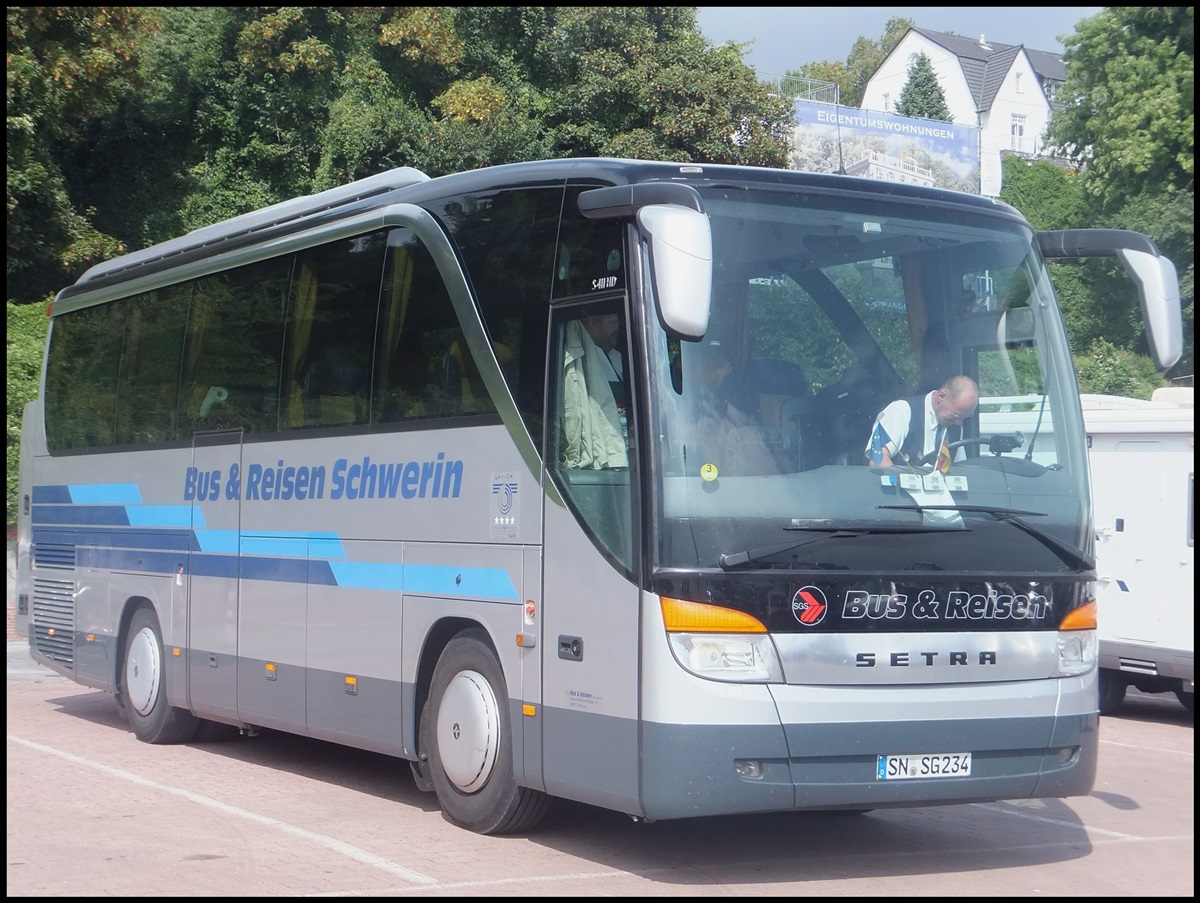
1083,388,1194,713
978,387,1194,713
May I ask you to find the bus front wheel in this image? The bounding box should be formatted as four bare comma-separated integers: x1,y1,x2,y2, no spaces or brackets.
426,628,551,834
119,606,199,744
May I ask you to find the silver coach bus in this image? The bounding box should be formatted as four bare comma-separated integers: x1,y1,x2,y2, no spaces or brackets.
15,159,1182,834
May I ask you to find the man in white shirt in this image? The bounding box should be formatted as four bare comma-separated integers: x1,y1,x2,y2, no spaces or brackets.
865,375,979,469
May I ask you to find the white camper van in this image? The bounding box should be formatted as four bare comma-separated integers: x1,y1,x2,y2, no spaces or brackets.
1083,388,1194,714
977,387,1194,713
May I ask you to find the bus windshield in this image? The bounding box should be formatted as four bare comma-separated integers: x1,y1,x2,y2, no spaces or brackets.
645,183,1089,575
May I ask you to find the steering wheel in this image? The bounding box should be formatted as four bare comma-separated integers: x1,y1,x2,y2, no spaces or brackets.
919,432,1049,476
917,436,987,467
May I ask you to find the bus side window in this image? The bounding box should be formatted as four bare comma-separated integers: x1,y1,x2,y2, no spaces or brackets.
429,185,561,438
374,229,490,423
283,234,385,430
114,286,189,445
44,302,125,450
180,257,291,434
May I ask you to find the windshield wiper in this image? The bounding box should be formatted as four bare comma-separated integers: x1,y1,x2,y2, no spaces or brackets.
878,504,1095,571
718,522,943,570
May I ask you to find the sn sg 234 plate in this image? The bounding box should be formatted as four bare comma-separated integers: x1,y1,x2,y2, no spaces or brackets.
877,752,972,780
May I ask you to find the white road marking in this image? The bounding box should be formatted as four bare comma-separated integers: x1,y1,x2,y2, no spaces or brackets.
8,734,439,886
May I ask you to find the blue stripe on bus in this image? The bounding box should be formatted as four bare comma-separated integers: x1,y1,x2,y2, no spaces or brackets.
239,555,314,583
32,504,132,526
32,527,192,551
32,485,72,504
102,548,188,574
126,505,198,528
243,533,346,558
195,531,347,558
196,530,240,554
29,485,516,601
69,483,143,504
330,562,519,600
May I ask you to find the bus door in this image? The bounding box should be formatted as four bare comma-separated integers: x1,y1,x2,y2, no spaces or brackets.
186,428,243,722
538,299,643,814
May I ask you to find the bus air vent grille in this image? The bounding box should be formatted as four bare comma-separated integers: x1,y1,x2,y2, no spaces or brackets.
33,542,77,569
32,577,75,668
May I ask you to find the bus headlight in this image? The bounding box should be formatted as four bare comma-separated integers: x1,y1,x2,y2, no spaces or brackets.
660,597,783,683
667,632,783,683
1056,629,1097,676
1057,599,1098,676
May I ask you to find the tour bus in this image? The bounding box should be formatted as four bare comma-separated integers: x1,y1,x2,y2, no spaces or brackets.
15,158,1182,834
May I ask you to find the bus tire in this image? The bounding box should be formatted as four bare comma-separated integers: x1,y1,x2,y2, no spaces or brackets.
409,699,435,793
1097,669,1126,715
426,628,551,834
120,605,199,744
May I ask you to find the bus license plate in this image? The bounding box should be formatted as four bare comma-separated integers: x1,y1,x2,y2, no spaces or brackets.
877,752,971,780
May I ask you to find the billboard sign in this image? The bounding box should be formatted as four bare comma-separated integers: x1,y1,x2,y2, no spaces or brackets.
791,100,982,194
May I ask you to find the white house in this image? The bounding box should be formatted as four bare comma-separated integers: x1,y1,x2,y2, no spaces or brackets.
859,28,1066,195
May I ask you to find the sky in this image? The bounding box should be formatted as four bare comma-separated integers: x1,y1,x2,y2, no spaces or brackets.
695,7,1105,76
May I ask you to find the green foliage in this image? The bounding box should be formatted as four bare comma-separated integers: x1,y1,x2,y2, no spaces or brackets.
6,7,145,300
1047,7,1194,212
997,156,1087,231
1074,339,1168,398
1044,7,1193,381
6,300,50,524
1103,189,1195,380
535,8,791,165
894,52,952,122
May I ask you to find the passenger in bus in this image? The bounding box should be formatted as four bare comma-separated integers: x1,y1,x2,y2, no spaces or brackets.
865,374,979,469
687,342,776,475
581,313,624,398
560,316,628,469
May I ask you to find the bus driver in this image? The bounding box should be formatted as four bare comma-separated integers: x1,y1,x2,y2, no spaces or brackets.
865,374,979,469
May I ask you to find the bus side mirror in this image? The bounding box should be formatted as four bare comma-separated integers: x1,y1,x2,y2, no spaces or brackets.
637,205,711,340
1116,248,1181,371
1037,228,1182,372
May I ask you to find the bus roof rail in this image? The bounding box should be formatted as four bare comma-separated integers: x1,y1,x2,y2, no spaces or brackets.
75,166,430,287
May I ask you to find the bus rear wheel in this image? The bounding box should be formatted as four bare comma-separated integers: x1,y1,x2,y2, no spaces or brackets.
426,628,551,834
120,606,199,744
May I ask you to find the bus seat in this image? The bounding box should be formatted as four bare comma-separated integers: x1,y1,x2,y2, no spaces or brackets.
304,359,365,425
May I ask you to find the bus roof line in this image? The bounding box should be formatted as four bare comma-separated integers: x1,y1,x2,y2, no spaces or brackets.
69,166,430,291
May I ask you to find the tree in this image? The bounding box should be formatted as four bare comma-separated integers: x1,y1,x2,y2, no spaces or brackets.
6,300,49,524
1074,339,1168,398
894,51,952,122
1047,7,1193,212
1046,7,1194,380
6,7,151,302
536,8,791,165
